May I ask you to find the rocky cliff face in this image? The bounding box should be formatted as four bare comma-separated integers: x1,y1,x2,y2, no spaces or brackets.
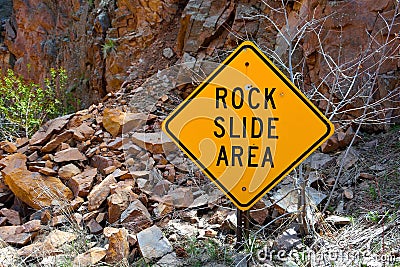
0,0,13,68
0,0,399,131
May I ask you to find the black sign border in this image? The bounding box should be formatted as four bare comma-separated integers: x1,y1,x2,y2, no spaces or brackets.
164,43,333,208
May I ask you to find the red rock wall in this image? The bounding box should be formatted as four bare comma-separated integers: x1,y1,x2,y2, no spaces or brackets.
1,0,399,130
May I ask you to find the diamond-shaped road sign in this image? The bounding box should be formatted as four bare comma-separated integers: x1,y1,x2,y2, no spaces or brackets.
162,41,334,210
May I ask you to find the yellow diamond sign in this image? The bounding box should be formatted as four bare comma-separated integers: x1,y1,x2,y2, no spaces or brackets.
162,41,334,210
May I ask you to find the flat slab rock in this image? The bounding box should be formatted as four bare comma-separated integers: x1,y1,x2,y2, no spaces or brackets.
0,225,37,246
137,225,173,263
54,148,87,162
73,247,107,266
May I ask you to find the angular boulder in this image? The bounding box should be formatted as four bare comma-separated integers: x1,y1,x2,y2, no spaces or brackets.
0,153,73,209
87,174,117,211
104,227,130,263
102,108,125,137
137,225,173,263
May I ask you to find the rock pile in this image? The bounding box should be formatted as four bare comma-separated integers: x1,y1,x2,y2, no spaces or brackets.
0,100,232,264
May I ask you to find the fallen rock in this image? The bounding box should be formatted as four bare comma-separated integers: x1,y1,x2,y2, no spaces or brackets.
90,155,114,174
104,227,129,263
0,217,7,226
0,225,37,246
130,132,174,154
153,195,174,217
162,47,175,59
273,227,301,252
50,215,68,227
87,218,103,234
123,112,149,133
338,126,356,147
120,199,152,231
204,229,217,238
38,167,57,177
0,179,12,202
130,170,150,179
271,186,326,213
321,134,339,153
250,199,269,225
87,174,117,211
153,180,171,196
22,220,41,233
42,229,77,249
74,123,95,141
107,183,136,224
29,115,72,145
103,108,125,137
307,152,334,170
40,255,69,266
359,172,375,180
1,153,73,209
18,230,76,258
369,164,386,171
137,225,173,263
40,130,74,153
54,148,87,163
336,147,359,170
343,188,354,199
0,141,17,153
68,168,97,197
189,193,209,208
155,253,183,267
0,208,21,225
73,247,107,267
58,163,81,179
168,187,193,208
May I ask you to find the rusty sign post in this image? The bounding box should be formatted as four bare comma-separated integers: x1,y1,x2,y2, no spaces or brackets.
162,41,334,249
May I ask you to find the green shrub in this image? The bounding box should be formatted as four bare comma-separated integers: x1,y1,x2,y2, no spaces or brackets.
102,39,117,58
0,67,70,138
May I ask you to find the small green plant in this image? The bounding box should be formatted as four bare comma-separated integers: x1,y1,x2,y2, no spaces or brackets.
327,205,336,213
204,238,219,260
367,211,380,223
87,0,94,8
102,39,117,58
368,184,378,200
186,236,201,256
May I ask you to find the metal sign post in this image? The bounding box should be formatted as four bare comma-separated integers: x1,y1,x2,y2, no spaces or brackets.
235,208,250,250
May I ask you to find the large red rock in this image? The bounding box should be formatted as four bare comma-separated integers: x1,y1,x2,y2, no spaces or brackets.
68,168,97,197
102,108,125,137
120,199,152,231
87,174,117,211
104,227,130,263
0,153,73,209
